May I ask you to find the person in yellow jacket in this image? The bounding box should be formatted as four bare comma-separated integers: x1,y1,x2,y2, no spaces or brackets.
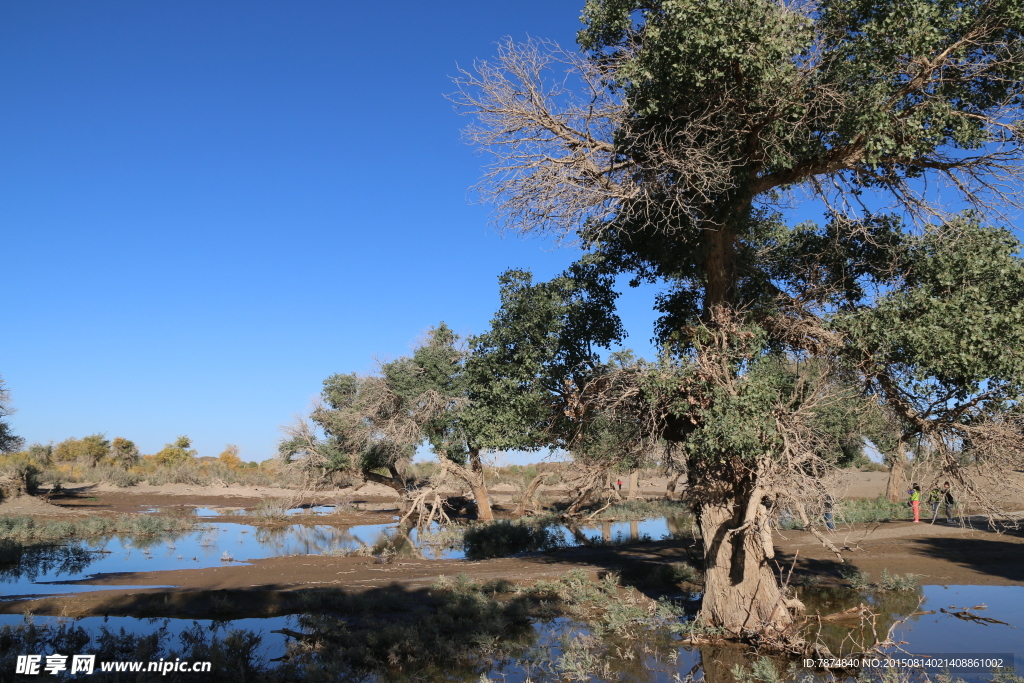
908,484,922,523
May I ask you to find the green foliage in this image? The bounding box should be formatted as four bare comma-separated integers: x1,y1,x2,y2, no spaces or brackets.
53,434,111,466
467,261,625,453
590,498,691,522
152,435,197,466
833,218,1024,426
731,657,793,683
837,564,872,590
109,437,139,469
878,569,921,592
837,496,908,523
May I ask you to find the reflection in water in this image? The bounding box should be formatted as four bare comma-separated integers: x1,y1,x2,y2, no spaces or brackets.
800,586,925,654
0,545,96,582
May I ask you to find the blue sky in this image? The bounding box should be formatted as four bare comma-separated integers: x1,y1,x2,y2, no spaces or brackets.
3,2,1020,464
1,1,664,462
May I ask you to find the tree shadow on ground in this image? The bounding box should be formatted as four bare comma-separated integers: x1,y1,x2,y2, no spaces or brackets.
515,539,704,600
910,536,1024,582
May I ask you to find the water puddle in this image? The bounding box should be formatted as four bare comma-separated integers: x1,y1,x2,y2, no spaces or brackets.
801,584,1023,674
2,586,1014,681
141,504,343,517
0,514,696,598
0,523,387,597
0,613,298,661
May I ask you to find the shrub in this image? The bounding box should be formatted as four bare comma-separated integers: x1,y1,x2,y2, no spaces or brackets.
878,569,920,592
838,564,872,589
837,496,908,523
251,500,289,522
590,498,691,522
0,453,41,496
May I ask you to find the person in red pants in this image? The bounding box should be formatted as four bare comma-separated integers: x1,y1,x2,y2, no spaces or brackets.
908,484,922,522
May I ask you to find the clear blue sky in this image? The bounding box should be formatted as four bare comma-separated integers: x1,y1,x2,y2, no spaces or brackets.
3,2,1020,464
1,1,662,462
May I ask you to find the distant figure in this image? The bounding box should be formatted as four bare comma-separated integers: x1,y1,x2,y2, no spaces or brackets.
942,481,956,523
927,485,943,523
824,493,835,531
909,484,922,522
616,479,622,492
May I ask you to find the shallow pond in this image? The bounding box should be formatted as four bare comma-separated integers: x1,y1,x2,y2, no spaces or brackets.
801,584,1023,673
0,585,1017,682
1,513,694,598
0,522,389,597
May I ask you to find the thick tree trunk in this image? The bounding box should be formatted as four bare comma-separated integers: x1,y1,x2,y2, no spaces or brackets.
666,471,682,499
626,469,640,500
514,473,548,518
468,447,494,521
387,464,406,490
702,224,737,317
885,439,907,503
360,469,405,493
696,487,793,637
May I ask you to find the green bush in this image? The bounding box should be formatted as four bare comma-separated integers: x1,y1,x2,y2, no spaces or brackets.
878,569,920,592
590,499,692,522
837,496,908,523
838,564,872,589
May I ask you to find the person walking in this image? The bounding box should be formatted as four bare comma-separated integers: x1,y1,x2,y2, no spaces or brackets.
616,479,622,492
909,484,922,523
942,481,956,523
927,485,942,524
824,493,835,531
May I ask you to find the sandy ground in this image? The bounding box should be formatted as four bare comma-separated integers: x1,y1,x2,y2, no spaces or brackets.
2,473,1022,620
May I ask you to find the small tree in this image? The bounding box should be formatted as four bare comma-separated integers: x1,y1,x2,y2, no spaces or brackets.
467,263,632,514
53,434,111,466
110,437,140,469
218,444,243,469
153,435,197,466
281,372,415,492
0,375,24,454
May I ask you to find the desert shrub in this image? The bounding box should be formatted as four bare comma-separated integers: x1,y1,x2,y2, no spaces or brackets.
151,435,198,467
838,496,908,523
591,499,691,522
463,519,565,559
732,657,793,683
837,564,872,589
146,461,209,486
0,453,41,496
878,569,921,592
251,500,289,522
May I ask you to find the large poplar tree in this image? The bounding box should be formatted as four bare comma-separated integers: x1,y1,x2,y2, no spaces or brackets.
455,0,1024,640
